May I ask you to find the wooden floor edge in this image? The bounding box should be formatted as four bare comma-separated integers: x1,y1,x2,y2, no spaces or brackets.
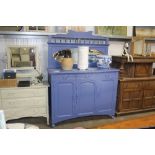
96,114,155,129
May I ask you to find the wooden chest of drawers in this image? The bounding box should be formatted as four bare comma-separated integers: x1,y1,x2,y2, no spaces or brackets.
111,56,155,115
0,84,49,122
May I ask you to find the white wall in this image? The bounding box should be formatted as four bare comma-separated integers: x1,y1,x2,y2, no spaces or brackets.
109,41,124,56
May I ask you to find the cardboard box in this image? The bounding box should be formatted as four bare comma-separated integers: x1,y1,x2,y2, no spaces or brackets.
0,79,17,88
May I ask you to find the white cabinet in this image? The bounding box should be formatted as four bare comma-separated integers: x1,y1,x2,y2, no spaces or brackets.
0,84,49,123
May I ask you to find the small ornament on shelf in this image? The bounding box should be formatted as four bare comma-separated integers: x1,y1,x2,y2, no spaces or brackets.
24,26,48,32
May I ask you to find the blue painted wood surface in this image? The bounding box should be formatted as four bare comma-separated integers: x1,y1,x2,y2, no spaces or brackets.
48,68,118,126
47,31,119,126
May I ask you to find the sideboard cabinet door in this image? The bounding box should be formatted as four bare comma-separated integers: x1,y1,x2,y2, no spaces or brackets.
95,73,118,115
142,80,155,108
117,81,143,113
76,77,96,116
51,75,76,124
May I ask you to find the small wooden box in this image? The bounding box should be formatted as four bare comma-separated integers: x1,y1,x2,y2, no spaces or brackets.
0,79,17,88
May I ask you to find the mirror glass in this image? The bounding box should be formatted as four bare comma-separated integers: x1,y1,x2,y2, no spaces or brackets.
53,48,104,67
8,47,36,69
53,49,72,62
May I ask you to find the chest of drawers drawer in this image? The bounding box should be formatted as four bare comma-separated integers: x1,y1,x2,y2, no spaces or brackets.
4,107,47,120
0,85,49,122
0,88,46,99
1,97,46,109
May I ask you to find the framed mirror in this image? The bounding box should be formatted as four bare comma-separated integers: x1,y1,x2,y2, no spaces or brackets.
131,37,145,56
7,46,39,70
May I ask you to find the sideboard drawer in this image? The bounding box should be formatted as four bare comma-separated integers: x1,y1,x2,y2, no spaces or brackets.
1,97,46,109
1,88,46,99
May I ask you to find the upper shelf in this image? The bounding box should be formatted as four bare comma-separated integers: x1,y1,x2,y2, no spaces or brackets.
0,31,132,41
0,31,59,36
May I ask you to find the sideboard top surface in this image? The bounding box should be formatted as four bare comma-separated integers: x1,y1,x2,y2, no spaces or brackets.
48,67,119,75
112,55,155,63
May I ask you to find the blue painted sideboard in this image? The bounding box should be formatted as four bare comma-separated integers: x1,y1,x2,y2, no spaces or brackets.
48,68,118,126
47,31,119,126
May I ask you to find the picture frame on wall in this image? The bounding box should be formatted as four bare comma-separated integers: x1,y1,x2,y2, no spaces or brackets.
95,26,127,36
0,26,23,31
54,26,67,33
38,26,46,31
54,26,86,33
66,26,86,32
131,37,145,56
28,26,37,31
135,26,155,37
25,26,48,32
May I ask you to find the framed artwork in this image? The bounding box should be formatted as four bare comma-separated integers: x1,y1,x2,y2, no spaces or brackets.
28,26,37,31
130,37,145,56
145,41,155,56
26,26,48,32
0,26,23,31
54,26,86,33
135,26,155,37
54,26,67,33
95,26,127,36
66,26,86,32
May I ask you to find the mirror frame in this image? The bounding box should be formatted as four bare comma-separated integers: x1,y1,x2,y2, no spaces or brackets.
6,45,40,72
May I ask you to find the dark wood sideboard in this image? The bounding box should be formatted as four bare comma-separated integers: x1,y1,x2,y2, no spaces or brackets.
111,56,155,115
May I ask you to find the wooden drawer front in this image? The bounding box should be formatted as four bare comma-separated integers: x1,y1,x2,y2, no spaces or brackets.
143,90,155,108
134,63,152,77
122,81,142,89
1,97,46,109
143,81,155,89
120,90,143,111
4,107,46,121
1,88,46,99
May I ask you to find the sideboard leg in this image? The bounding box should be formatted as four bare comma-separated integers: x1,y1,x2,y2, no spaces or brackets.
52,124,56,128
111,115,115,119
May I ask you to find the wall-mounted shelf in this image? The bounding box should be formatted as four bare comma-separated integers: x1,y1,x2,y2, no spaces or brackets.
94,33,132,41
145,38,155,42
0,31,60,36
0,31,132,41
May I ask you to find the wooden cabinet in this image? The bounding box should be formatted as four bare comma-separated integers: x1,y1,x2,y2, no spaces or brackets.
0,84,49,122
117,77,155,115
48,69,119,126
112,56,155,115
